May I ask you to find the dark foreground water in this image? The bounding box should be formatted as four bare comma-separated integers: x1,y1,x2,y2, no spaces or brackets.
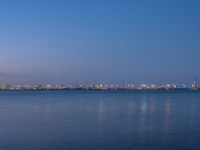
0,90,200,150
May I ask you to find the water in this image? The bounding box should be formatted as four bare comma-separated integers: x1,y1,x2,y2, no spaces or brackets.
0,90,200,150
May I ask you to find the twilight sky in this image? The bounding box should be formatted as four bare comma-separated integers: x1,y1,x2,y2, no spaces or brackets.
0,0,200,85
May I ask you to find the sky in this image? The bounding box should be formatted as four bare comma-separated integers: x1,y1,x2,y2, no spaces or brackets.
0,0,200,85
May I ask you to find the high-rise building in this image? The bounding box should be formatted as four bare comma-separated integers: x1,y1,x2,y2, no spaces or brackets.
191,76,198,90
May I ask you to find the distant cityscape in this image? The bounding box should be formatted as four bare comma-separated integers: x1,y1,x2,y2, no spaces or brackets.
0,78,199,91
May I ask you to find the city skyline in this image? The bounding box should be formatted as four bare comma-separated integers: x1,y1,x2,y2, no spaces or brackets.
0,76,199,91
0,0,200,84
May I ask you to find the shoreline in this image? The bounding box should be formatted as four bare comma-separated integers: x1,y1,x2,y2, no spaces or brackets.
0,88,199,92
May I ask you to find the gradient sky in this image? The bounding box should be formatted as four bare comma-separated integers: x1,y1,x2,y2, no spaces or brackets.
0,0,200,85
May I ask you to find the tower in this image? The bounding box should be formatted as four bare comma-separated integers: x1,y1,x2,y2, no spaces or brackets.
191,76,198,90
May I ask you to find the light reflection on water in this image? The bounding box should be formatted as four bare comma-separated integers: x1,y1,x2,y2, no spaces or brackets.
0,90,200,150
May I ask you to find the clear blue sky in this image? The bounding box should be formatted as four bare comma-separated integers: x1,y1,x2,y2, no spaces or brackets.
0,0,200,85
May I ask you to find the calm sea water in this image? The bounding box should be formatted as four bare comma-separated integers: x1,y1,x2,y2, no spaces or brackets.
0,90,200,150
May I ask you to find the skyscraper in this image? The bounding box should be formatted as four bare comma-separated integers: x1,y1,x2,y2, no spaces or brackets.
191,76,198,90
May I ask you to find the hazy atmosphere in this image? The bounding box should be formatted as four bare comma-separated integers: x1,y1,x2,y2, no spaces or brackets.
0,0,200,84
